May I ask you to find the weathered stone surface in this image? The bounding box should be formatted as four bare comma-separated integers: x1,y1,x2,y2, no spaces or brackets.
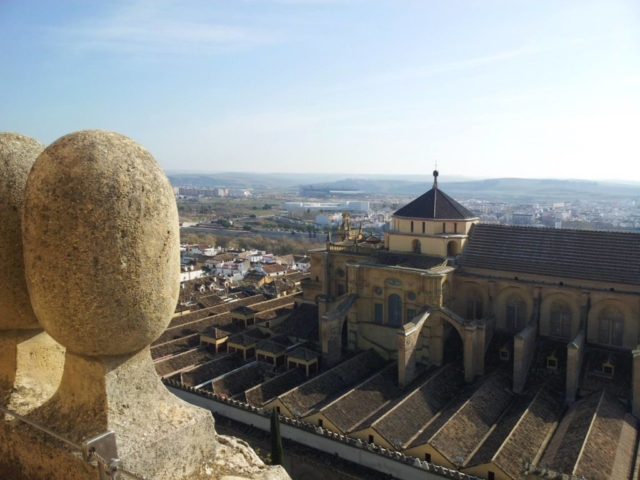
22,130,180,356
21,347,221,479
0,133,65,415
0,133,44,330
0,330,64,411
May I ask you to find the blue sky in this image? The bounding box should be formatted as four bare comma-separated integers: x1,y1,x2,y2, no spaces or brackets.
1,0,639,180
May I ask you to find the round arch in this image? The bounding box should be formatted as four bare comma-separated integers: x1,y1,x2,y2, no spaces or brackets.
540,292,580,338
588,298,635,348
495,286,532,332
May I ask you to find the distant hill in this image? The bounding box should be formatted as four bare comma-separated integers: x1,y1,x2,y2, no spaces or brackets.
167,172,475,191
436,178,640,201
167,172,640,201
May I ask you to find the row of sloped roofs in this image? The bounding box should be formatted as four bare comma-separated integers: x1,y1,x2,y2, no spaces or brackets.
167,294,268,330
155,346,215,378
154,295,296,348
151,298,301,360
240,354,635,479
173,353,245,387
460,223,640,286
158,340,638,478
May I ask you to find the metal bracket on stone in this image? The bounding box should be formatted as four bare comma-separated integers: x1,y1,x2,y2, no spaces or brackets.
82,430,121,480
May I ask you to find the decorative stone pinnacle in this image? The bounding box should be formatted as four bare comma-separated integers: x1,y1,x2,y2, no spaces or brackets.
22,130,180,356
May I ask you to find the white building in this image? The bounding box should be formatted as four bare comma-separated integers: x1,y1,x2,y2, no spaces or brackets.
180,267,206,282
284,201,369,213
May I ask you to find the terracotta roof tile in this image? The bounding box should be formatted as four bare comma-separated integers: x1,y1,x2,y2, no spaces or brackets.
244,369,307,407
153,347,216,378
211,361,275,398
273,303,319,342
373,364,466,448
465,387,563,477
228,327,267,347
541,390,637,478
287,347,320,362
321,364,402,433
371,251,447,270
169,354,244,387
278,349,386,417
428,374,514,467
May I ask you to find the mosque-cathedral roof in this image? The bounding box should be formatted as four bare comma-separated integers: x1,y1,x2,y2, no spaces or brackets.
393,171,477,220
460,223,640,286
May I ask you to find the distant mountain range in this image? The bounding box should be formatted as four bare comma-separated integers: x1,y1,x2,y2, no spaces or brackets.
167,172,640,201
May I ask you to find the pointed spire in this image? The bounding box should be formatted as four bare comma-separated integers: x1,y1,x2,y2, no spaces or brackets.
432,166,439,217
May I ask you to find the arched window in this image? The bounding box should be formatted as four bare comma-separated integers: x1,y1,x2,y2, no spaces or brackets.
598,307,624,346
550,301,572,338
466,291,484,320
412,239,421,254
388,294,402,327
447,241,459,256
506,295,527,331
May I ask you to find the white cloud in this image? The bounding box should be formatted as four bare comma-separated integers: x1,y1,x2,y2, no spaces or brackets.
45,1,281,57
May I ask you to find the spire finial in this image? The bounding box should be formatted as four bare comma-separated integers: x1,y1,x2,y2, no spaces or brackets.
433,161,439,189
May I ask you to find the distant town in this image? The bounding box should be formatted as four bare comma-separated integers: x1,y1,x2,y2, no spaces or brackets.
174,178,640,241
161,171,640,479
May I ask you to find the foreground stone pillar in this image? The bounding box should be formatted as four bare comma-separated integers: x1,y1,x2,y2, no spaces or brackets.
0,133,64,414
10,130,287,480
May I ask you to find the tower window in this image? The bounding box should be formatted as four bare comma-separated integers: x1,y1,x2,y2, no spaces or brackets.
442,223,446,233
422,222,425,233
454,223,458,233
368,435,374,444
318,419,323,427
411,221,414,232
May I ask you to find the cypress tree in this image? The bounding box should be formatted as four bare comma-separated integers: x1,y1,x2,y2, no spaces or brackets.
270,407,284,466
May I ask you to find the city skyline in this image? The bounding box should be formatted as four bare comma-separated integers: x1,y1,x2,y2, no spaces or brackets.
1,0,639,180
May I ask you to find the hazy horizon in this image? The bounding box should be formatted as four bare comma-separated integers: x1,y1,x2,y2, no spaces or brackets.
2,0,639,180
166,170,640,186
